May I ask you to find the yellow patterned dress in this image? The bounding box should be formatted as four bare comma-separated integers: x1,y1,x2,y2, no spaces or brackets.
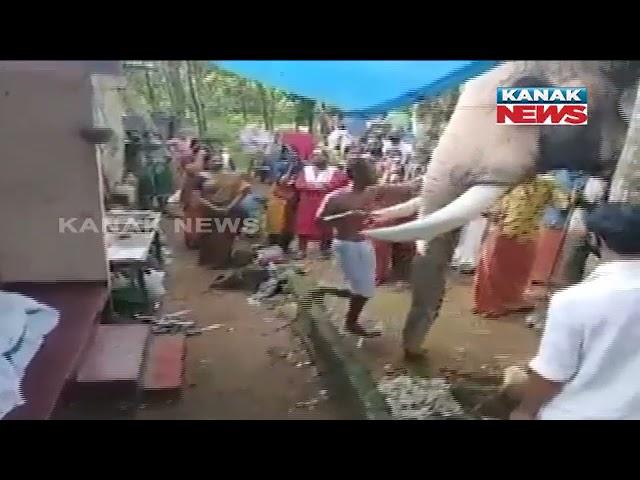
498,176,568,240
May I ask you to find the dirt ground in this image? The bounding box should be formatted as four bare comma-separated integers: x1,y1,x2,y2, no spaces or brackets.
135,221,357,420
309,254,540,412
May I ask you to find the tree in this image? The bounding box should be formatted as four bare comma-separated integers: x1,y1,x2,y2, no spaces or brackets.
415,88,460,163
186,60,207,136
160,61,189,120
609,84,640,203
256,82,273,131
124,61,308,148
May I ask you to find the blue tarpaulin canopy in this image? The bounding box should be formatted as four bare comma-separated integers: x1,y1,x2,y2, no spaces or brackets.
212,60,500,118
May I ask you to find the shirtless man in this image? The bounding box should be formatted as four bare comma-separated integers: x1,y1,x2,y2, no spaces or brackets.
316,157,381,337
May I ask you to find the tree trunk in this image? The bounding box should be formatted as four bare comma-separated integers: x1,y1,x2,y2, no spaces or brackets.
163,61,187,119
307,100,315,132
193,61,208,135
270,89,277,131
144,69,158,112
186,61,204,137
609,84,640,203
319,103,331,138
257,82,272,131
240,81,248,123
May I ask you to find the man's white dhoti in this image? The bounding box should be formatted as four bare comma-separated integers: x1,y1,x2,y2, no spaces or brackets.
333,239,376,298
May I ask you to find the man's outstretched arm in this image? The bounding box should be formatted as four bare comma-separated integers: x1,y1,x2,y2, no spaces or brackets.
366,177,423,222
366,177,422,198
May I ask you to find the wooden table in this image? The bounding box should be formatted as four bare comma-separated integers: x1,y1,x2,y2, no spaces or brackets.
105,210,163,313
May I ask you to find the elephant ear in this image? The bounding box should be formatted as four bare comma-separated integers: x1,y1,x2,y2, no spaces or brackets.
619,84,637,124
506,73,555,90
536,73,623,176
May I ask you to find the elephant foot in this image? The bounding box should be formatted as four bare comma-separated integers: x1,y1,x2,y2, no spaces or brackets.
404,348,429,363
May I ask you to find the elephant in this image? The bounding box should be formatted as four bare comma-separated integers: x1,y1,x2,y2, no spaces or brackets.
363,60,640,358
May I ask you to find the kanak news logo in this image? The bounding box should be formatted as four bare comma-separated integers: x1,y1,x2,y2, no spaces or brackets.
496,87,588,125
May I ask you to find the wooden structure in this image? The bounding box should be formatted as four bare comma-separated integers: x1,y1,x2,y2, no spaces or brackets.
0,61,121,419
0,61,186,420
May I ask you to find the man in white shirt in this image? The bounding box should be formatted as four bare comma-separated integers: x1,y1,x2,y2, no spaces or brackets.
512,203,640,420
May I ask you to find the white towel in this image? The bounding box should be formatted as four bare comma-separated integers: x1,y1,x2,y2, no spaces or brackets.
0,357,21,419
0,291,59,419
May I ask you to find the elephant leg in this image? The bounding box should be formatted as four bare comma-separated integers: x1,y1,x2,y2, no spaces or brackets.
402,230,458,354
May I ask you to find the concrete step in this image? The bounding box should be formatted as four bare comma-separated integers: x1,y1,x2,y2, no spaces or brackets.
141,334,186,397
75,324,150,385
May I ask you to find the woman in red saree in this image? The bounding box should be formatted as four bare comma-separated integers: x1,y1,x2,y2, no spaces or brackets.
293,148,348,259
473,176,565,318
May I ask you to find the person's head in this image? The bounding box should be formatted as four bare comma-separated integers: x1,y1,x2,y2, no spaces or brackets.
346,156,377,190
311,148,329,168
585,203,640,260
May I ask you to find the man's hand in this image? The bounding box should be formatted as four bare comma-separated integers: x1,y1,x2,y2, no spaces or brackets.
350,209,371,220
366,210,384,223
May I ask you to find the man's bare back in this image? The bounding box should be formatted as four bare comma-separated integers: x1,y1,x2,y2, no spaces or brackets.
319,187,375,241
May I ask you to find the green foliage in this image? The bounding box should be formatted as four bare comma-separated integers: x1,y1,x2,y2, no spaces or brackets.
123,61,301,152
123,61,458,165
415,88,460,161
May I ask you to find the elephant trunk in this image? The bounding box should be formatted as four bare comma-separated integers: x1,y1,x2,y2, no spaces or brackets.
371,158,472,355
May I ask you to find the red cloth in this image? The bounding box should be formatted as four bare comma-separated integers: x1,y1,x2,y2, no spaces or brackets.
374,241,393,285
473,226,537,317
370,188,416,284
529,227,564,285
294,166,348,239
281,132,315,161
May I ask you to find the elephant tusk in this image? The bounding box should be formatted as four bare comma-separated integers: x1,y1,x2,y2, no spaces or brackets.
363,185,509,243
